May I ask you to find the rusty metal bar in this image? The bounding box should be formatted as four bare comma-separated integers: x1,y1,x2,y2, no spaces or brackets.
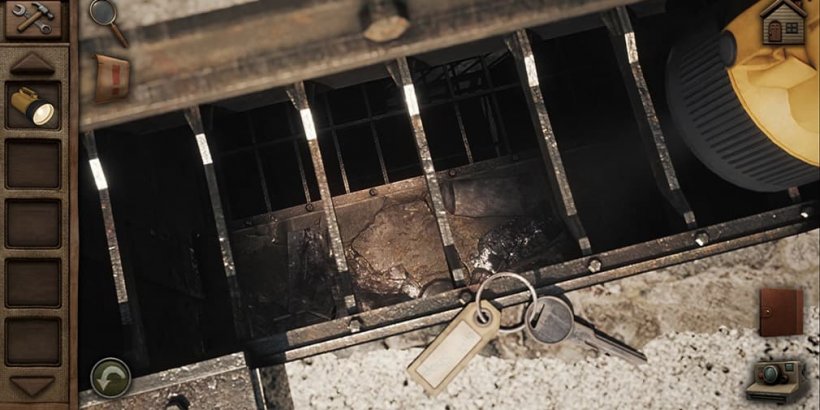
481,96,503,157
244,200,817,366
323,95,352,194
246,113,274,213
207,106,237,222
506,29,592,256
387,56,467,287
603,6,697,229
82,130,149,368
444,65,474,164
249,367,269,410
480,56,513,155
361,86,391,185
184,106,247,340
283,108,315,206
83,131,129,320
287,82,358,315
292,140,313,206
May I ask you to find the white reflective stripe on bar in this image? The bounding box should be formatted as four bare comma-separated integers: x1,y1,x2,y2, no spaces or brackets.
344,295,357,310
300,108,318,141
83,132,130,308
196,133,214,165
624,32,639,64
524,54,539,88
89,158,109,191
403,84,420,117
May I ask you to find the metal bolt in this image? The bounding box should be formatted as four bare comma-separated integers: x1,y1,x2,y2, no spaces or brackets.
305,203,315,212
587,258,602,273
348,318,363,333
800,206,813,219
421,279,453,298
448,169,458,177
694,231,710,247
361,0,410,43
369,188,379,197
458,292,473,305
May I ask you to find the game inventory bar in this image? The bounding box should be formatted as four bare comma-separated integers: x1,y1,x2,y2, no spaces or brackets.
0,0,78,408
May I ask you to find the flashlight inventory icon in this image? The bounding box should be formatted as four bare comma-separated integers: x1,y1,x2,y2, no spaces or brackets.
11,87,55,127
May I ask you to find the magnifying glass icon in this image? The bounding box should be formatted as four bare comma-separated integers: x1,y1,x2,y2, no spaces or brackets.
89,0,129,48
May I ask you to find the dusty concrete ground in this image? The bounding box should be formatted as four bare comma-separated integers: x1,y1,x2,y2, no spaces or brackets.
282,230,820,409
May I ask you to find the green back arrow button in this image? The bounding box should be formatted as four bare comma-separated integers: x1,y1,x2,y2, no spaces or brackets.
90,357,132,399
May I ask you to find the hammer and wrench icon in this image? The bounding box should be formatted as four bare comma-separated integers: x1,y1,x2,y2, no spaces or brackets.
13,2,54,35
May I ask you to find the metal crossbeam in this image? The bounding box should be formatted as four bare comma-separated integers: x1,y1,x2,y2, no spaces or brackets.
184,106,248,339
603,6,697,229
387,57,467,287
506,29,592,256
80,0,643,131
245,201,817,366
287,82,359,315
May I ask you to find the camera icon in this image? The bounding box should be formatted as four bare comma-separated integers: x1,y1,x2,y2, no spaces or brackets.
746,360,808,404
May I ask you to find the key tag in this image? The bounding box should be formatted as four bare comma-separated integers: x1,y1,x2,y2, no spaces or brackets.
407,300,500,396
407,272,538,396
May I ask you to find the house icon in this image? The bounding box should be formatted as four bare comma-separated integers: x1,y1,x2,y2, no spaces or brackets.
761,0,808,45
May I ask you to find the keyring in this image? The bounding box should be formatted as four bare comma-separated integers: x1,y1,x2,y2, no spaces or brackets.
474,272,538,334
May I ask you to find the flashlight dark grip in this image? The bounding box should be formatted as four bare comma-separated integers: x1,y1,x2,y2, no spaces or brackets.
17,11,44,32
110,23,129,48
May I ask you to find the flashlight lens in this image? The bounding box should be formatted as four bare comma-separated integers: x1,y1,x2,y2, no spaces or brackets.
32,103,55,126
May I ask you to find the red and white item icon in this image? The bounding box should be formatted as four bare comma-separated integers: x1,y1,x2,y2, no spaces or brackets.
95,54,130,103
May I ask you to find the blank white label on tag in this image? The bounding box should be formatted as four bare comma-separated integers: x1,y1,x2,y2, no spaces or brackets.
416,321,482,387
407,301,500,396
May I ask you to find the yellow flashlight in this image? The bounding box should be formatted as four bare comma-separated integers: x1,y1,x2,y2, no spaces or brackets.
11,87,55,127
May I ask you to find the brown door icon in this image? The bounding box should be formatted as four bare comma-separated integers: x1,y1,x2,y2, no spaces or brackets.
769,20,782,42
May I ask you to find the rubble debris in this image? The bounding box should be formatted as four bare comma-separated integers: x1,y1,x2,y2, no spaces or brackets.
347,248,422,310
287,229,336,318
471,217,566,273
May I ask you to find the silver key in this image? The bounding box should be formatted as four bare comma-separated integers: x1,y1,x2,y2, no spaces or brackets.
525,296,647,366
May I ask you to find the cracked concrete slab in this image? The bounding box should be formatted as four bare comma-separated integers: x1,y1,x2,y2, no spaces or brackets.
286,315,819,409
284,230,820,409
